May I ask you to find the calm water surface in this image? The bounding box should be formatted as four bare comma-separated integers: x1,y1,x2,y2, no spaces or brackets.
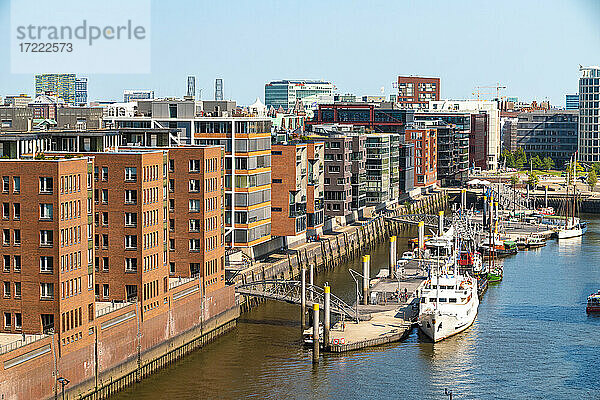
116,218,600,399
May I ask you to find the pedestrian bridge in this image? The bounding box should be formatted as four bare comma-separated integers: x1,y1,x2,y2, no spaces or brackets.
236,280,368,321
385,213,452,228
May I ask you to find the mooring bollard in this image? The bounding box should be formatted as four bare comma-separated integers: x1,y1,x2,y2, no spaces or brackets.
301,267,306,331
313,304,320,363
362,255,370,305
389,236,397,280
324,285,331,350
438,210,444,236
483,195,488,227
309,263,314,301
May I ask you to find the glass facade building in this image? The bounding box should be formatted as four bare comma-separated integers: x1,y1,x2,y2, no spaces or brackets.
35,74,77,105
578,66,600,163
264,80,334,110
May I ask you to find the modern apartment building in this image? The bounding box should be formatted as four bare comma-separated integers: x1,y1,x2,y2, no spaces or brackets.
307,103,415,134
350,135,367,212
363,134,401,207
0,157,94,341
35,74,83,105
415,113,469,187
500,114,519,153
270,140,325,242
578,66,600,163
396,76,440,109
124,90,155,103
321,135,354,218
516,110,578,167
264,80,334,110
271,143,308,240
405,124,437,189
427,100,501,170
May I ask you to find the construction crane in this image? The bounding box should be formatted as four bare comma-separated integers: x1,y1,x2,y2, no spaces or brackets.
473,83,507,101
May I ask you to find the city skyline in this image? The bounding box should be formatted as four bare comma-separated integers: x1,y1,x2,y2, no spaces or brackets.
0,0,599,105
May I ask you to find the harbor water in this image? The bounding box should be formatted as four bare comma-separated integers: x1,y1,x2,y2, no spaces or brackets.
115,217,600,400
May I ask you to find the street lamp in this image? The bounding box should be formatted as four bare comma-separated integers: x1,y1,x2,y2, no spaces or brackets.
57,377,70,400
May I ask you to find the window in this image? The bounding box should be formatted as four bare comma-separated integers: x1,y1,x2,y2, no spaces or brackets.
40,204,53,220
125,235,137,249
40,256,53,273
40,230,53,246
189,239,201,252
39,177,53,193
101,167,108,181
125,167,137,182
169,239,175,251
102,256,109,271
4,312,10,328
189,219,200,232
168,159,174,172
189,159,200,172
102,212,108,226
13,203,20,220
102,234,108,248
2,203,8,219
14,313,21,329
168,179,174,192
2,255,9,272
13,230,20,246
101,189,108,204
125,258,137,272
2,177,8,193
126,285,137,301
125,190,137,204
12,177,20,193
103,284,109,298
2,230,9,245
14,281,21,298
125,212,137,227
189,199,201,212
189,179,200,192
14,256,20,272
3,281,10,298
40,282,54,299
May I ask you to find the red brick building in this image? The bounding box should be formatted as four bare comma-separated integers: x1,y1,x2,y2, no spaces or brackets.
405,126,438,188
0,158,94,345
397,76,440,109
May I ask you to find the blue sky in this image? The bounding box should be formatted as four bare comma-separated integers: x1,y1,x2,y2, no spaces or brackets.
0,0,599,106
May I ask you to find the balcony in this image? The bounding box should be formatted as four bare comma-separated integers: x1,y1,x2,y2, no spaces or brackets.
289,202,306,218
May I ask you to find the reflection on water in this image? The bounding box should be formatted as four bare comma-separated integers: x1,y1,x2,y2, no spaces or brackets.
115,221,600,400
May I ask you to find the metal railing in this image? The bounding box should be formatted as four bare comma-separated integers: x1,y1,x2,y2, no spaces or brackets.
0,333,49,355
95,301,134,318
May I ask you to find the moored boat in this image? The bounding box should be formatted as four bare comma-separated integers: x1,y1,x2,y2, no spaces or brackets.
487,266,503,283
586,291,600,314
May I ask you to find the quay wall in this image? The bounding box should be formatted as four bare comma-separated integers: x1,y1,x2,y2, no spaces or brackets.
0,284,238,400
237,191,448,311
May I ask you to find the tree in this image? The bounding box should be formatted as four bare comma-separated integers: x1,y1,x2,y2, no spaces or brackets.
514,148,527,169
593,162,600,176
588,169,598,191
527,171,539,188
542,157,555,171
510,174,519,187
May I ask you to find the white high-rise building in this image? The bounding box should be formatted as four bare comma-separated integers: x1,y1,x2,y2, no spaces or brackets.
578,65,600,163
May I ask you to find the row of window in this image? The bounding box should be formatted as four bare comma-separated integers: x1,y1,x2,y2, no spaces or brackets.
3,281,21,298
61,307,83,333
61,277,82,299
61,252,82,272
1,176,20,194
3,312,22,330
2,229,20,246
60,174,80,194
60,226,82,247
60,201,81,220
2,255,21,273
1,202,20,220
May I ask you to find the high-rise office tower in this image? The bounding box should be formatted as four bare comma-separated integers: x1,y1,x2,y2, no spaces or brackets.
577,66,600,163
215,79,223,101
187,76,196,99
35,74,78,105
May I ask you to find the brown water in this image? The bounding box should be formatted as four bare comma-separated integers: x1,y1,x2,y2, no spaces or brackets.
115,220,600,399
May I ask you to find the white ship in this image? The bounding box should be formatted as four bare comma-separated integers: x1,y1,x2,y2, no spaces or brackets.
557,218,587,239
418,230,479,342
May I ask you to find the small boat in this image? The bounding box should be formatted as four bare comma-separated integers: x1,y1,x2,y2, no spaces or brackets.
487,266,503,283
480,240,518,258
515,236,528,249
586,291,600,314
526,235,546,249
303,324,324,345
